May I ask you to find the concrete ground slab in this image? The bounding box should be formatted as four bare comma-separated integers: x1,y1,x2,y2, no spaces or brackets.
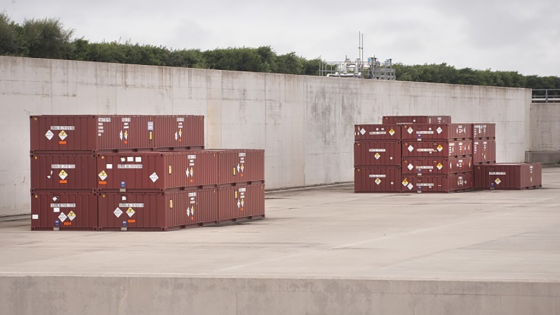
1,168,559,314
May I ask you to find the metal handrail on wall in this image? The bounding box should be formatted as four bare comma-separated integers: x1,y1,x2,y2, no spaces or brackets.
532,89,560,103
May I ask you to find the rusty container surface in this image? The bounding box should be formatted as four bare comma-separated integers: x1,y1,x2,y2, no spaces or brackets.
383,116,452,125
401,173,473,193
31,191,97,230
473,123,496,139
402,140,472,157
354,166,401,193
184,187,219,225
474,163,542,190
354,124,400,141
354,141,401,166
30,115,154,153
473,140,497,164
402,156,473,175
31,153,97,190
214,150,265,184
401,123,472,141
217,183,265,221
154,115,205,150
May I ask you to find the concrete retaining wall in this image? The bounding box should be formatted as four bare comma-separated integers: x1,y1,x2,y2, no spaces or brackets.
1,276,558,315
0,56,531,216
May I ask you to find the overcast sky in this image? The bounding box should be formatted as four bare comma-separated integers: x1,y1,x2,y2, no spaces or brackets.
4,0,559,76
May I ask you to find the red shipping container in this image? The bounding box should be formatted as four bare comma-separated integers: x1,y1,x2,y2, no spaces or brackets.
31,191,97,230
354,124,400,141
354,166,401,193
402,140,472,157
473,140,497,164
401,123,472,141
97,187,218,231
217,183,265,221
473,123,496,139
154,115,205,150
474,163,542,190
30,115,154,153
214,150,265,184
402,156,473,175
401,173,473,193
383,116,452,125
31,154,97,190
97,151,218,191
354,141,401,166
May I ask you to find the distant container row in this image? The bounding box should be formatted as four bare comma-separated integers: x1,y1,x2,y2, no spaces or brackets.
30,115,204,152
31,150,264,191
355,123,496,141
31,183,265,231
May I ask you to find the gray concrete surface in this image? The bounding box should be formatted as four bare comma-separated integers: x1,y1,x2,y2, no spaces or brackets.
526,150,560,164
0,56,532,216
530,102,560,152
1,168,559,315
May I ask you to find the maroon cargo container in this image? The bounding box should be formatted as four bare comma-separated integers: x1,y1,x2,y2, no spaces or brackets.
217,183,265,221
402,156,473,175
354,166,401,193
97,151,218,191
31,191,97,230
474,163,542,190
354,141,401,166
214,150,265,185
401,173,473,193
98,187,218,231
154,115,205,150
402,140,472,157
354,124,400,141
473,123,496,139
30,115,154,153
473,140,497,164
383,116,452,125
31,153,97,190
401,123,472,141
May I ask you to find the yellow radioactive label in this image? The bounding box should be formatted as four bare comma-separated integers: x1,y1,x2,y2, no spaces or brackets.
375,178,382,185
436,163,443,170
402,179,409,185
59,170,67,176
374,153,381,159
495,178,501,185
437,145,443,151
389,128,395,136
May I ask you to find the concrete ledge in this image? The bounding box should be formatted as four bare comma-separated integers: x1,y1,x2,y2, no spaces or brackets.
525,151,560,164
1,276,559,315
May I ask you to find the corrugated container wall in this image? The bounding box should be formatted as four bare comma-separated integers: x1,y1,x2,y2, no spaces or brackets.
383,116,452,125
354,124,400,141
402,140,473,157
473,123,496,139
31,191,98,230
184,187,219,225
215,150,265,185
354,141,401,166
474,163,542,190
217,183,265,221
401,124,472,141
473,140,497,164
31,154,97,190
402,156,473,175
354,166,401,193
401,173,473,193
154,115,204,150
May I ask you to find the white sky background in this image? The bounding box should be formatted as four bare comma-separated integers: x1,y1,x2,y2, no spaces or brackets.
3,0,560,76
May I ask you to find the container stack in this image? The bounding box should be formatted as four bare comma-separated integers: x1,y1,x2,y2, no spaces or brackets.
30,115,264,231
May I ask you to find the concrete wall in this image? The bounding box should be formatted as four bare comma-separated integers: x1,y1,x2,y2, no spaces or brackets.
0,56,532,216
530,103,560,151
1,276,558,315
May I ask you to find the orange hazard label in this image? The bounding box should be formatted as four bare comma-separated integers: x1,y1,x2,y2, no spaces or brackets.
63,222,72,226
99,181,107,185
59,141,67,145
59,180,67,184
124,141,128,144
128,219,136,223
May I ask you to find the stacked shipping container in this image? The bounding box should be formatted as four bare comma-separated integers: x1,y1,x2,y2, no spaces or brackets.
30,115,265,231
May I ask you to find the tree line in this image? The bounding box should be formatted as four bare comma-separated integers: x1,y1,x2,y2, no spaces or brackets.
1,13,559,89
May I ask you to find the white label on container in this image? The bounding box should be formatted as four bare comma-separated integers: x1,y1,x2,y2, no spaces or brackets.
135,157,142,163
369,174,387,178
177,118,185,122
187,155,196,159
106,164,113,169
239,188,247,192
50,126,75,131
127,157,133,162
118,164,143,169
407,183,414,190
417,149,435,152
120,158,126,162
408,145,414,152
188,192,197,197
98,118,111,122
449,143,456,146
407,127,414,134
53,208,60,213
436,127,443,134
417,131,434,134
150,172,159,182
417,183,435,187
50,203,76,208
32,214,39,220
51,164,76,169
360,128,366,135
416,166,434,169
45,130,54,140
489,172,506,175
119,203,144,208
121,196,127,201
148,121,154,131
408,164,414,170
368,149,386,152
114,208,123,218
58,212,67,222
369,131,386,135
239,153,246,157
122,118,131,122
